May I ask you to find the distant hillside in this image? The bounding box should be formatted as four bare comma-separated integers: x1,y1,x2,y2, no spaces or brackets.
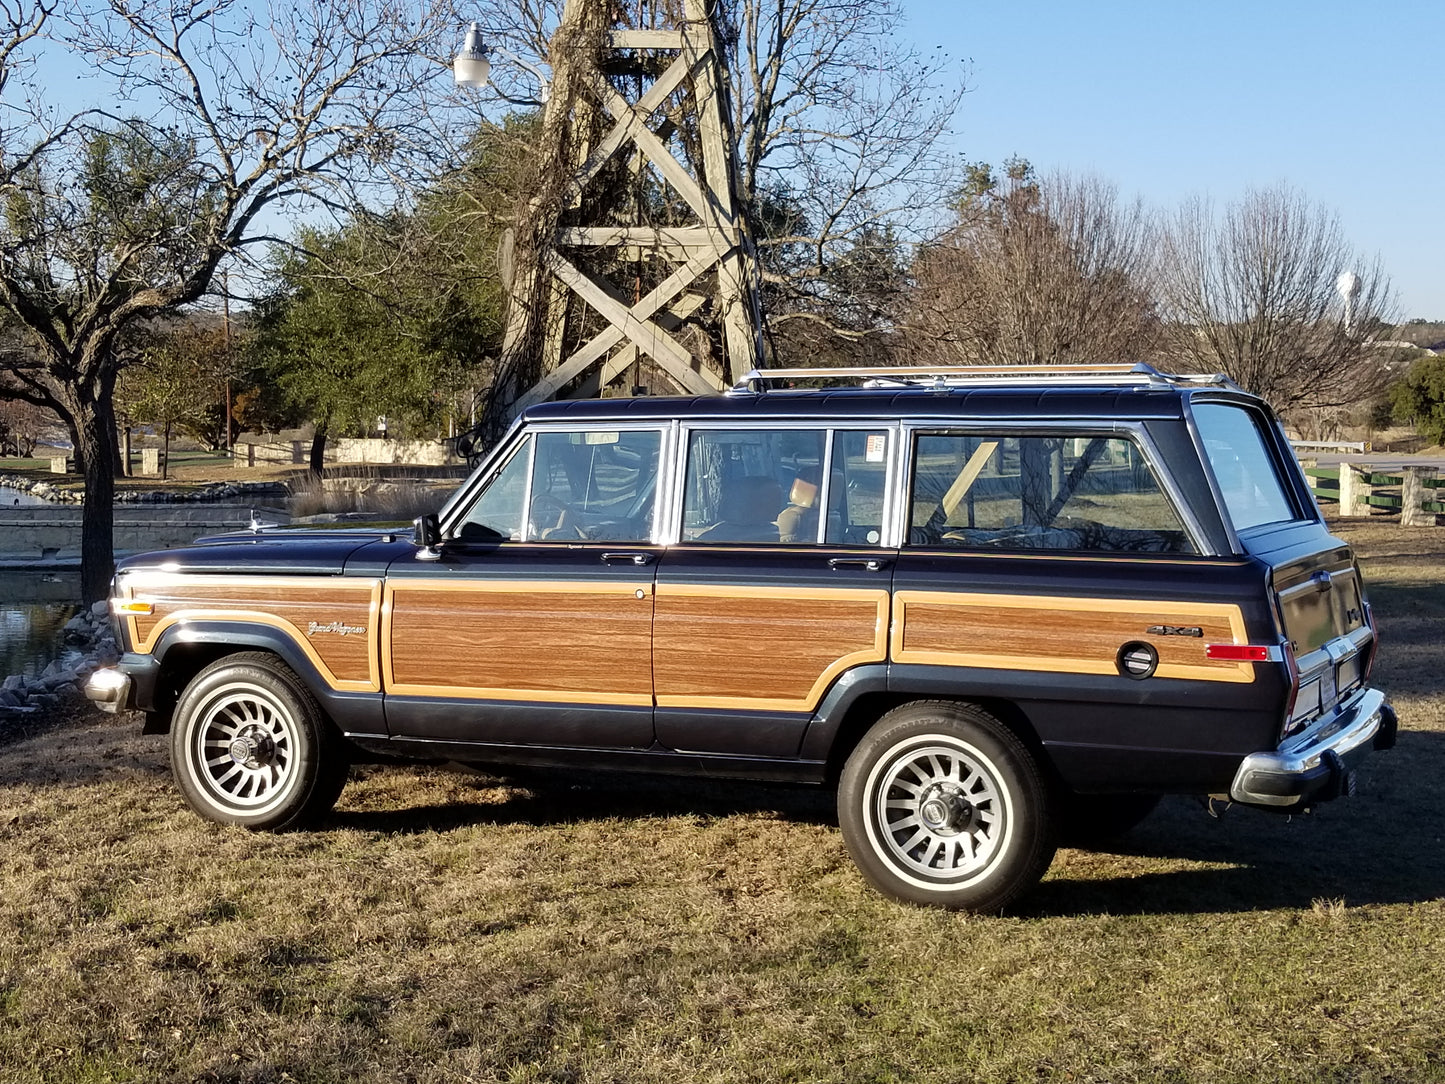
1395,320,1445,350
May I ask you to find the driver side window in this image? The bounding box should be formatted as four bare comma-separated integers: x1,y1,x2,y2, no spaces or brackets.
455,428,662,544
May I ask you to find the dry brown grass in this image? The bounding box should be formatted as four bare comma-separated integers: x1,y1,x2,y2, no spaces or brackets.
2,518,1445,1083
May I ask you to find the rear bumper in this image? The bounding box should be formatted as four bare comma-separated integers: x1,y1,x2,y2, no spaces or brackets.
1229,688,1396,809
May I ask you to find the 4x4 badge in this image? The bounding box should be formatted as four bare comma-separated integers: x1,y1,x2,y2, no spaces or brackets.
1147,625,1203,637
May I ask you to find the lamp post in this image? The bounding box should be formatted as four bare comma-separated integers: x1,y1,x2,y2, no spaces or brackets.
453,21,551,105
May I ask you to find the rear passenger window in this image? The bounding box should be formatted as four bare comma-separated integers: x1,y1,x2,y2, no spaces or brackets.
908,433,1195,554
681,428,890,545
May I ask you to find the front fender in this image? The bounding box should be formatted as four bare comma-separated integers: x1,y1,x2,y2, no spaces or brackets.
144,620,386,737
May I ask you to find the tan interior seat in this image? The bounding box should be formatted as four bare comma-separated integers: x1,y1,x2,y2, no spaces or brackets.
697,476,783,543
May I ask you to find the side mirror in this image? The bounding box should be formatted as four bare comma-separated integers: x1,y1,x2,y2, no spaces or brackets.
412,513,442,560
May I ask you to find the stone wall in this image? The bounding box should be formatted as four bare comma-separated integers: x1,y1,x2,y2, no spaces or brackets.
0,504,283,564
234,437,459,468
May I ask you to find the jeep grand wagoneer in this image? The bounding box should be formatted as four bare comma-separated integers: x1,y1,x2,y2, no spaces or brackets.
87,364,1397,911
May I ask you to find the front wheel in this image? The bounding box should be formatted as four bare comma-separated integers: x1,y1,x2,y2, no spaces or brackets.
838,701,1056,912
170,653,349,830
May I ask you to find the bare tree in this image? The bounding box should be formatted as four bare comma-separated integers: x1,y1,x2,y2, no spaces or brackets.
1154,184,1394,419
905,162,1160,366
0,0,456,601
0,395,51,456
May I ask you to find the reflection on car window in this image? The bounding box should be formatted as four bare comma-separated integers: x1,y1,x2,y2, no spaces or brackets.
454,437,532,542
1192,403,1299,531
527,430,661,542
908,433,1195,554
454,430,662,543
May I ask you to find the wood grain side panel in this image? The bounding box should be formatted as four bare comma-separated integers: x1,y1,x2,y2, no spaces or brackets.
653,586,889,710
893,590,1253,683
384,581,653,704
122,575,381,690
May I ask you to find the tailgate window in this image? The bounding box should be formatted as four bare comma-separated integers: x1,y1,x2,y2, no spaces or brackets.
1193,403,1301,530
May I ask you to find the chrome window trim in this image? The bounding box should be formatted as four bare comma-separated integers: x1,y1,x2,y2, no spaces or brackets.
895,419,1216,557
815,429,836,546
665,421,900,548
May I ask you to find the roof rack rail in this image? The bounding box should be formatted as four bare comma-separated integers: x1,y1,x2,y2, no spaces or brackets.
729,363,1240,394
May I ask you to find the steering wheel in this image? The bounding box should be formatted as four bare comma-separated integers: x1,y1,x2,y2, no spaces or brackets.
528,493,582,540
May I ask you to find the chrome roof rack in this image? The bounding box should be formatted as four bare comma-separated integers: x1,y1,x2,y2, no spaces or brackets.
728,363,1240,394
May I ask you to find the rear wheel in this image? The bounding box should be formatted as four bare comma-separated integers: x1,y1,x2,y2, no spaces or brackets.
838,701,1056,912
169,653,349,830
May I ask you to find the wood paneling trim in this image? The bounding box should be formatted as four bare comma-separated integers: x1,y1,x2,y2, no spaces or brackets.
891,589,1254,683
120,574,382,692
653,583,889,712
382,579,654,705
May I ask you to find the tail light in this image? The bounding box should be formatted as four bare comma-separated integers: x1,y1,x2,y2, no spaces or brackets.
1204,644,1272,662
1362,598,1378,683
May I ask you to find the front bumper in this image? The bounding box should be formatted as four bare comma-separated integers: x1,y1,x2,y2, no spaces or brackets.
1229,687,1396,809
84,668,133,714
83,653,160,715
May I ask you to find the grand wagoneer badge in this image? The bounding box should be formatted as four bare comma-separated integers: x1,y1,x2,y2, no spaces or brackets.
307,621,367,637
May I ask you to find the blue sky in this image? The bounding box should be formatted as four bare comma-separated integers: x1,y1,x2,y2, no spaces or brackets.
904,0,1444,320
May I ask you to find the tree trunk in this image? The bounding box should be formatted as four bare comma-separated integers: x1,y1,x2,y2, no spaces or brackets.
309,420,328,477
73,402,118,605
161,421,171,480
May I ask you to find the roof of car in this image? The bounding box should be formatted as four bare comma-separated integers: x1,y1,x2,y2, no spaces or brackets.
521,365,1257,426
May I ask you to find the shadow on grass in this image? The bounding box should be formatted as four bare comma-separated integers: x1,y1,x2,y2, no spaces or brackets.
325,729,1445,916
1023,727,1445,916
329,771,838,835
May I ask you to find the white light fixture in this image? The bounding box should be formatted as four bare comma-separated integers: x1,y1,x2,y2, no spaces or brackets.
452,21,551,104
453,22,492,88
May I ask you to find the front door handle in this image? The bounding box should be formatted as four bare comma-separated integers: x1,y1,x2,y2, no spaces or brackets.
602,551,655,566
828,557,891,572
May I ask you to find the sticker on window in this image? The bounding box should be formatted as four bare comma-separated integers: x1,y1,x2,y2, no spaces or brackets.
865,434,886,463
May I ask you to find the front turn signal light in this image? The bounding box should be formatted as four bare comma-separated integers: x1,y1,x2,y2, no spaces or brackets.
111,599,154,615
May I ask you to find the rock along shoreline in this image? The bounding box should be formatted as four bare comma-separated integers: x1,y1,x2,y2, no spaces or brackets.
1,471,287,504
0,602,119,735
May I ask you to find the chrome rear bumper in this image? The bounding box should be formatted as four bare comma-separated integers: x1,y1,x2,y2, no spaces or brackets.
1230,688,1395,809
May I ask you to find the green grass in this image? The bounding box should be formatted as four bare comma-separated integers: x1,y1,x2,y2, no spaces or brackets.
1,520,1444,1082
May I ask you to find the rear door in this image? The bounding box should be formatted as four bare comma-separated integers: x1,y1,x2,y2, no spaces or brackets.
651,425,897,757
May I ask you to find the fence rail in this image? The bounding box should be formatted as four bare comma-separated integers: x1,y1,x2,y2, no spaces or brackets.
1301,461,1445,525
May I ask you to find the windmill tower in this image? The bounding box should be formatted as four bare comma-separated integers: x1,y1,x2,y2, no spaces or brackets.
467,0,764,448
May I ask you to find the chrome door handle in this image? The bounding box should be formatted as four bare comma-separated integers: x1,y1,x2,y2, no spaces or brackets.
601,552,655,566
828,557,891,572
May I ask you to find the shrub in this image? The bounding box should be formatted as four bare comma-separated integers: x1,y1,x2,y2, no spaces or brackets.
1390,356,1445,445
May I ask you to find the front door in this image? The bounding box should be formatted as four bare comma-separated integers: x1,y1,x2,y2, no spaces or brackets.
384,426,664,748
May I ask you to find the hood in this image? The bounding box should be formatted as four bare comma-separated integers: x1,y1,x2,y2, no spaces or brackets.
115,525,407,577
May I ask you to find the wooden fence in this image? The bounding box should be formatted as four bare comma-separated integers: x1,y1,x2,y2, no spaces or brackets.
1301,462,1445,526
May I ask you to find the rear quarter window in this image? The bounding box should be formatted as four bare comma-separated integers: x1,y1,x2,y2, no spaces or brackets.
1192,403,1303,531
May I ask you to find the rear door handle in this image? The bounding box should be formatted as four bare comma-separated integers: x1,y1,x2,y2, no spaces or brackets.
828,557,891,572
601,551,655,566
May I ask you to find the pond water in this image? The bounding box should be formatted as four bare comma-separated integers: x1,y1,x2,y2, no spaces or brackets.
1,485,49,507
0,572,84,681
